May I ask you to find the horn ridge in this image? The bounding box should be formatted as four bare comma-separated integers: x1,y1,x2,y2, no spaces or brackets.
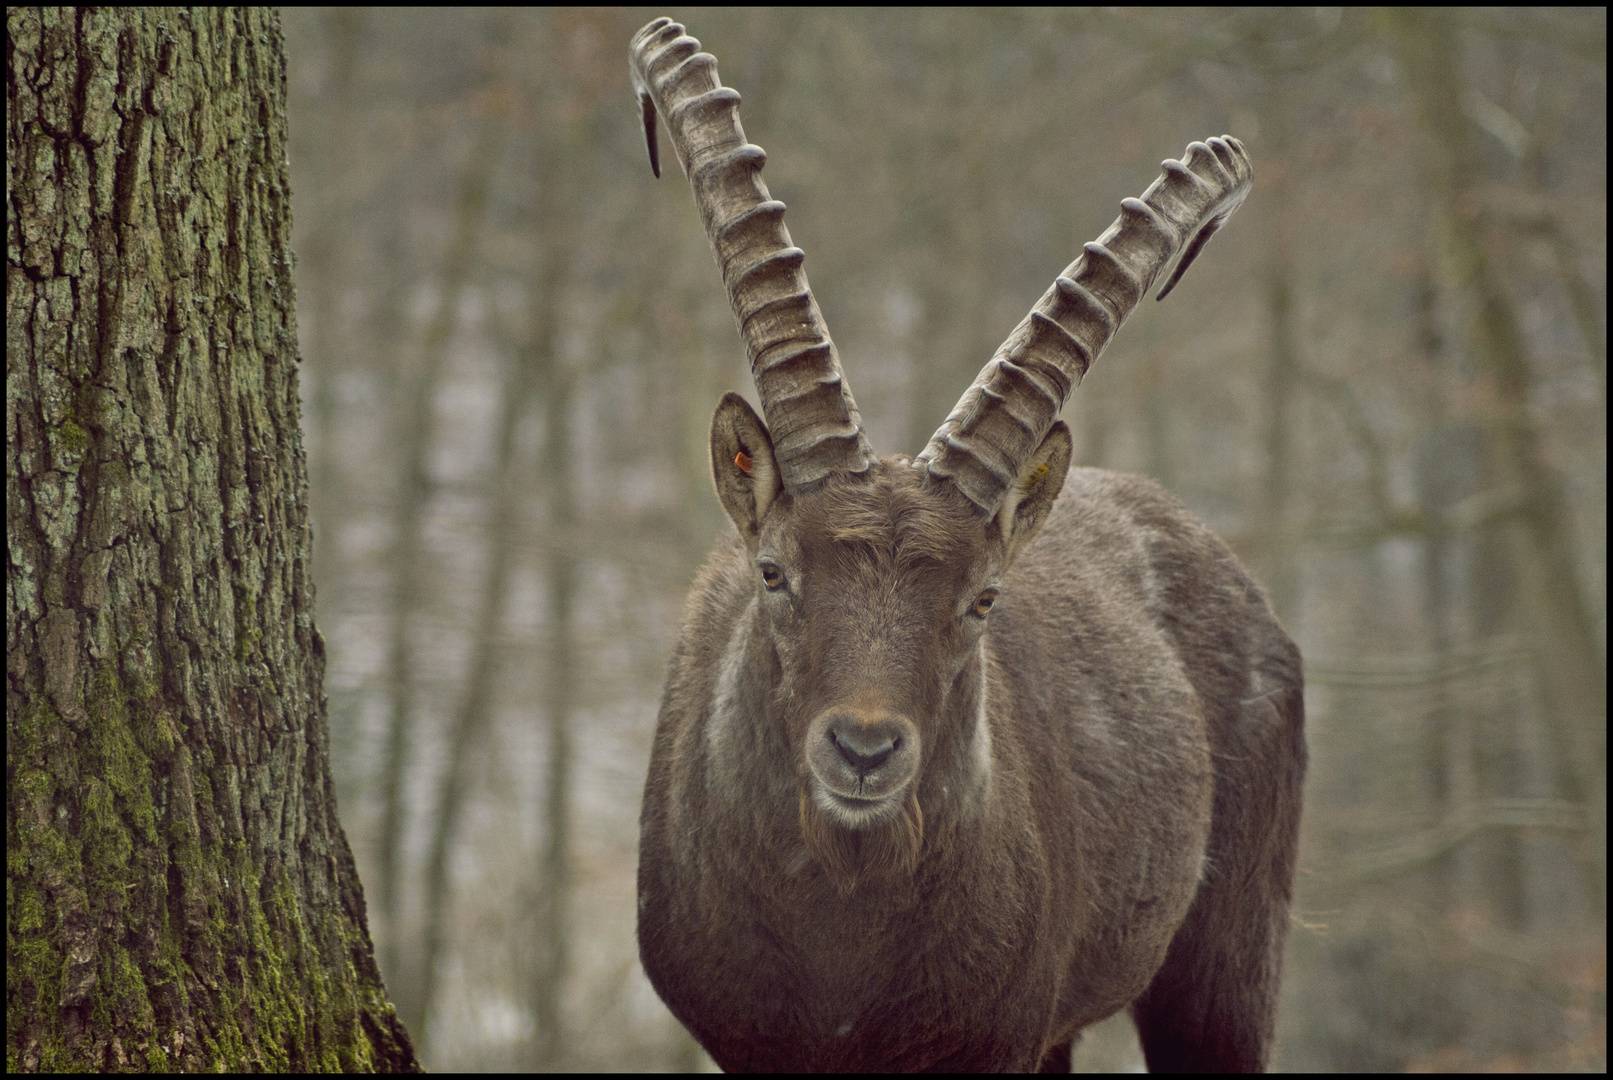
1018,315,1084,397
755,340,836,377
1049,276,1115,346
1079,242,1145,313
714,200,789,271
917,135,1253,515
731,249,807,299
740,291,815,338
630,18,874,491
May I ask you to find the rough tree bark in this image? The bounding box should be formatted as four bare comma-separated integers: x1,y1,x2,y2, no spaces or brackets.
7,8,416,1070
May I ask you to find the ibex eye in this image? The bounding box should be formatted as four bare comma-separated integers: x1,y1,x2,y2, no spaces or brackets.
971,589,998,618
759,563,786,592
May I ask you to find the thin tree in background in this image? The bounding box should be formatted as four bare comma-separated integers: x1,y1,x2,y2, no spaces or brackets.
529,339,577,1070
1386,7,1606,916
524,15,601,1066
374,17,510,1020
412,20,559,1054
1411,255,1474,924
413,233,540,1058
7,8,415,1070
1252,59,1302,623
301,7,363,572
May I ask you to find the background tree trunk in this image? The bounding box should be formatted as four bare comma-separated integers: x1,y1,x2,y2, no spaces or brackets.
7,8,416,1071
373,19,506,1005
1387,6,1607,917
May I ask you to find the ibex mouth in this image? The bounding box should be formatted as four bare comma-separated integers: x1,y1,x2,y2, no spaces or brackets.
805,707,922,828
814,783,905,827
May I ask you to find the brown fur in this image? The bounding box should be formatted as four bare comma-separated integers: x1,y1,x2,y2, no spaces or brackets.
800,786,926,896
638,453,1306,1072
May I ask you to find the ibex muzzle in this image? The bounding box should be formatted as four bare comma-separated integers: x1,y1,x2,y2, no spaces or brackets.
812,707,915,808
632,17,1305,1073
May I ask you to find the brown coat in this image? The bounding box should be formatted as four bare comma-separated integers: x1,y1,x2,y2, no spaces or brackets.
638,463,1305,1071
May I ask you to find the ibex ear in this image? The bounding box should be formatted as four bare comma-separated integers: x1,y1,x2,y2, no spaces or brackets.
994,421,1071,561
710,392,782,546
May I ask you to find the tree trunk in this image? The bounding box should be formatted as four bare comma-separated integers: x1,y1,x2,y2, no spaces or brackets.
1255,67,1300,624
414,92,539,1048
1411,267,1471,912
519,152,572,1073
7,8,416,1071
528,328,577,1072
300,6,362,579
373,16,507,1013
1386,7,1607,917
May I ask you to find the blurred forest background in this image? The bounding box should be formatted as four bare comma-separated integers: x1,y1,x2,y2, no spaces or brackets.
278,8,1605,1071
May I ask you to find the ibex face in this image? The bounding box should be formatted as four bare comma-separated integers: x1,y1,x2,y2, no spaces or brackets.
710,396,1071,892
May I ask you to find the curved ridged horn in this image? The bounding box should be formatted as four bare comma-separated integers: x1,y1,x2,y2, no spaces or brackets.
630,17,874,490
916,137,1254,516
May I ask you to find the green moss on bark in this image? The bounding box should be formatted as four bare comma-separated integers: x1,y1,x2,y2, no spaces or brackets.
55,420,90,455
9,636,408,1068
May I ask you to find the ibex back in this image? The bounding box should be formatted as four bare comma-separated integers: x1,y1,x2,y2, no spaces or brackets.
631,17,1306,1073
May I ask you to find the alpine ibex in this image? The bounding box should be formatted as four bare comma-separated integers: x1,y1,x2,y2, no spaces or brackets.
631,17,1306,1073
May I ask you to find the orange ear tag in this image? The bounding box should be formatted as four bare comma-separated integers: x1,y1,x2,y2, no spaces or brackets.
734,451,752,475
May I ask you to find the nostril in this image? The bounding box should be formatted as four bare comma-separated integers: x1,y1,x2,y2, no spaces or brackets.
829,725,896,775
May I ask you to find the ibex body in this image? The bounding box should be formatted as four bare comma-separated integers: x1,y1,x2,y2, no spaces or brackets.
631,18,1305,1073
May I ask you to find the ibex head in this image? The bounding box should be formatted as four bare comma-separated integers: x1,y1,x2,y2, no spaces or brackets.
631,17,1251,892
